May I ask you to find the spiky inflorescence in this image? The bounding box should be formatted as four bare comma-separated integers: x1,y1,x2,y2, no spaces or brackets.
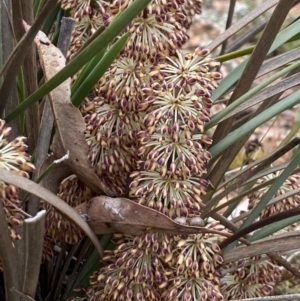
64,0,213,199
221,256,281,300
82,223,226,301
129,48,221,218
80,0,210,197
83,232,174,300
0,119,35,272
0,119,35,240
248,173,300,219
44,175,93,245
161,222,225,301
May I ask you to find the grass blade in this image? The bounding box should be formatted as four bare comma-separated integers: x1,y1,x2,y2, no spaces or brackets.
212,18,300,101
209,89,300,157
72,33,129,107
241,146,300,229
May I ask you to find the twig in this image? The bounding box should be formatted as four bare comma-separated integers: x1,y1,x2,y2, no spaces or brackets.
220,204,300,249
219,0,236,55
209,211,300,278
1,0,20,137
230,294,300,301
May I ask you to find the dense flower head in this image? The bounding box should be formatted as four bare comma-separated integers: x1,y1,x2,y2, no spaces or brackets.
109,0,202,30
0,119,35,240
44,174,93,244
67,9,105,59
221,256,281,299
161,222,225,300
62,0,213,201
153,48,221,93
129,50,220,217
84,232,174,300
82,223,226,301
97,53,152,97
63,0,203,61
248,173,300,219
82,93,142,195
60,0,107,16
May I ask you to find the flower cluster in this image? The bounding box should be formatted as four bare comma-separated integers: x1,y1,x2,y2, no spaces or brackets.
82,222,225,301
44,174,94,245
248,172,300,219
0,119,35,272
59,1,226,300
53,1,290,301
161,222,225,301
128,47,220,217
84,232,173,300
63,0,218,201
221,256,281,299
0,119,35,240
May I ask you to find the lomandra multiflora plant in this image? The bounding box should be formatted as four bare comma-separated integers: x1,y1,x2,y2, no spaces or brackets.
2,0,300,301
53,1,278,300
60,1,230,300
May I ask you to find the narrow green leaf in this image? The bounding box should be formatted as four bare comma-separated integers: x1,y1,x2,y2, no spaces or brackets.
241,146,300,229
40,4,61,36
212,18,300,101
249,215,300,241
5,0,151,122
71,48,106,95
73,234,113,292
209,89,300,157
215,46,255,63
72,33,129,107
206,60,300,130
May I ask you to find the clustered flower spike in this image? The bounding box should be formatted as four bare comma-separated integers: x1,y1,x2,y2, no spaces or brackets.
81,223,225,301
221,256,281,299
248,172,300,219
162,222,225,301
0,119,35,240
0,119,35,272
44,174,94,245
129,46,220,217
84,232,173,300
58,1,286,301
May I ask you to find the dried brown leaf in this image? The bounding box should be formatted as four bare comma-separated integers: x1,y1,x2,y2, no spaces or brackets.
30,24,114,197
0,168,103,257
75,196,214,236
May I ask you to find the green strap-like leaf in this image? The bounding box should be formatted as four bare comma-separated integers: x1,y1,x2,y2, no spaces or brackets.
206,59,300,130
209,88,300,157
71,48,106,96
241,146,300,230
212,18,300,101
72,33,130,107
249,215,300,241
5,0,151,122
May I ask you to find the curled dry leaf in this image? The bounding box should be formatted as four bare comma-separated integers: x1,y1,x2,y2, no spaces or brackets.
0,168,103,257
26,21,114,197
75,196,210,236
